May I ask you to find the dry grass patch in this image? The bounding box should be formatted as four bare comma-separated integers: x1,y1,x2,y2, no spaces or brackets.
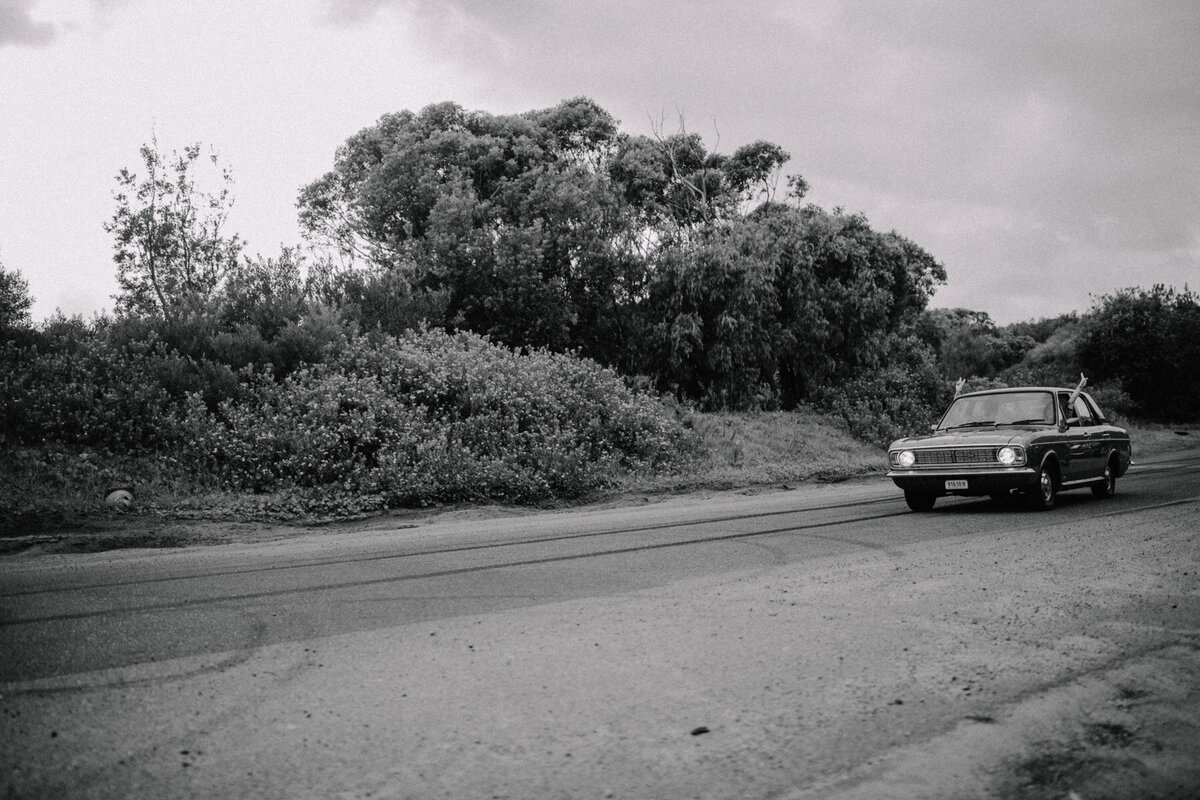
627,408,885,494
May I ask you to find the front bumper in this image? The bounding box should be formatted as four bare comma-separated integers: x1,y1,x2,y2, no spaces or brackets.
886,467,1039,496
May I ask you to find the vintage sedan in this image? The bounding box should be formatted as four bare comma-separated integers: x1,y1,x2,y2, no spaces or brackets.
887,386,1132,511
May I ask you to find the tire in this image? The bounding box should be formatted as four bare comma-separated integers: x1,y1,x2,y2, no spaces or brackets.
905,490,937,512
1091,458,1117,499
1028,462,1058,511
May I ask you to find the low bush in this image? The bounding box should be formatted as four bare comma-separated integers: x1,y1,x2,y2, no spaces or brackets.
182,328,702,506
1085,383,1136,422
0,331,184,452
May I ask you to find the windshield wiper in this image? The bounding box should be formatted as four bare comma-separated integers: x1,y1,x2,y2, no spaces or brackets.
1004,418,1050,425
944,421,996,429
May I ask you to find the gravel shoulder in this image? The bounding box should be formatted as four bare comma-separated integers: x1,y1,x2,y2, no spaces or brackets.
791,645,1200,799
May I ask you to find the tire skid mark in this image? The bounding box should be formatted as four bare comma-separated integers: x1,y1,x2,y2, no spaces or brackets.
2,617,272,697
1,510,907,627
7,456,1196,600
0,495,899,598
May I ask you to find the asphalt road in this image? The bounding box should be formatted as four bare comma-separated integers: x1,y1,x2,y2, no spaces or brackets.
2,452,1199,798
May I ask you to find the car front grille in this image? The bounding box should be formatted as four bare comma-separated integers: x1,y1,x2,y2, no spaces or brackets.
913,447,998,466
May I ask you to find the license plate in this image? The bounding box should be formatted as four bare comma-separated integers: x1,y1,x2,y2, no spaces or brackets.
945,480,969,490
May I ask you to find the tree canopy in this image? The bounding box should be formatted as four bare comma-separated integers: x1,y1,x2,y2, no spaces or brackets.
296,97,946,409
1077,285,1200,421
0,260,33,337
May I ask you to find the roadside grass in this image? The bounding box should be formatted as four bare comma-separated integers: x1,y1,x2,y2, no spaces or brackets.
638,407,887,491
0,408,881,535
0,447,222,536
1124,423,1200,457
2,413,1197,546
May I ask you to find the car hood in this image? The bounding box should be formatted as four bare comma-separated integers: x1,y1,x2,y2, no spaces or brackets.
889,426,1049,450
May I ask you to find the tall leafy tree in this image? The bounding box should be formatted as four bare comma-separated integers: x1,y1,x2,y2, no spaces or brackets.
0,260,33,336
918,308,1036,379
1077,285,1200,421
106,135,243,322
298,98,649,357
299,96,948,410
646,217,785,407
764,205,946,405
611,130,790,236
992,313,1082,387
727,140,791,204
218,247,311,339
642,205,946,409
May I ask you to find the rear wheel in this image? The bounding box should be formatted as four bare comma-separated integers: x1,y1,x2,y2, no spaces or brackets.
904,490,937,512
1091,458,1117,498
1028,463,1058,511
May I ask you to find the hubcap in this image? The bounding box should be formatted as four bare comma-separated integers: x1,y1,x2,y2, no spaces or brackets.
1040,470,1053,501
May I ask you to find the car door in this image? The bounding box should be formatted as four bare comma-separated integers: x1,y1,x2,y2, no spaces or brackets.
1063,394,1105,479
1080,393,1124,472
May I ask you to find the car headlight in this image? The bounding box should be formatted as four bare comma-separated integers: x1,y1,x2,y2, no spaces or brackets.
897,450,916,468
997,446,1024,466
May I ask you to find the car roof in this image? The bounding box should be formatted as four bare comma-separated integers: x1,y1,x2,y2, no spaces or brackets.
957,387,1079,397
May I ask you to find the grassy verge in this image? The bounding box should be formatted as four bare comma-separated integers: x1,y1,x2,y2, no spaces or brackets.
1122,423,1200,458
2,412,1196,552
645,408,887,491
0,407,877,540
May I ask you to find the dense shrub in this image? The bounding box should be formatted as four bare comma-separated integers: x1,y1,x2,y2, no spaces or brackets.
106,302,351,385
182,328,701,505
4,310,699,512
1077,285,1200,423
1083,383,1135,423
0,322,185,451
996,317,1085,388
1,262,34,338
818,336,952,446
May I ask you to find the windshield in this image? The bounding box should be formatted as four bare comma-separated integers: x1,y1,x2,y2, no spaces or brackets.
938,391,1056,429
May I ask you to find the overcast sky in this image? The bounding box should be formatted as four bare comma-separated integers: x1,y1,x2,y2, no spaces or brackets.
2,0,1197,325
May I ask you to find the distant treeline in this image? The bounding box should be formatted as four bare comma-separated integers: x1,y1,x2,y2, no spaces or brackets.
2,97,1197,507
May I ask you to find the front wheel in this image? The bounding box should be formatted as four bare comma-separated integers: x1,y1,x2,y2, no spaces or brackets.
1028,463,1058,511
1091,459,1117,498
905,490,937,512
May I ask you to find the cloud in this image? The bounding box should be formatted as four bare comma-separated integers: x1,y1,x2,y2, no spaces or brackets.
319,0,393,26
5,0,1194,325
0,0,57,47
305,0,1199,325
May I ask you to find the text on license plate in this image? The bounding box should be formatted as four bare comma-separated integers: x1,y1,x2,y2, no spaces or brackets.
945,480,969,490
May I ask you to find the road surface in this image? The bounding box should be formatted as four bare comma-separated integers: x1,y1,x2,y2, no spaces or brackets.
2,452,1199,798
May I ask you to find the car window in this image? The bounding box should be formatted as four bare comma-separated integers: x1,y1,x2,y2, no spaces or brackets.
1070,396,1095,425
1082,394,1107,423
998,394,1055,424
941,391,1055,427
